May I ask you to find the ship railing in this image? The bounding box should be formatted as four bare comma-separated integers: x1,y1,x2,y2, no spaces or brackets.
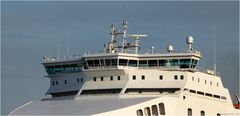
83,49,201,56
43,54,83,62
197,67,220,76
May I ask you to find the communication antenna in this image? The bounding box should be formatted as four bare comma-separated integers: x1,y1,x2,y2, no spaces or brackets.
213,22,217,75
58,37,61,60
213,40,217,75
67,32,70,56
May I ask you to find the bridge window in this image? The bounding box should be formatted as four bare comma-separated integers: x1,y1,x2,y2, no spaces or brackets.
169,59,179,66
159,60,167,66
187,108,192,116
144,107,151,116
148,60,158,67
180,59,191,68
100,59,105,66
93,60,100,67
151,105,158,116
105,59,111,66
119,59,128,66
129,60,137,67
139,60,148,67
136,109,143,116
159,103,165,115
111,59,117,66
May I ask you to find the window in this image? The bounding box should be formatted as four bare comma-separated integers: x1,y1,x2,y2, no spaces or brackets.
217,82,219,87
210,81,212,85
52,81,55,86
141,75,145,80
139,60,148,67
192,77,194,81
148,60,158,67
159,103,165,115
133,75,136,80
217,113,221,116
105,59,111,66
214,95,220,99
144,107,151,116
119,59,128,66
77,78,80,83
180,59,191,68
200,111,205,116
56,81,58,85
190,90,196,93
197,91,204,95
129,60,137,67
93,60,100,67
159,75,163,80
151,105,158,116
198,78,200,82
93,77,96,81
205,80,207,84
81,78,83,82
65,80,67,84
136,109,143,116
110,76,113,81
111,59,117,66
187,108,192,116
101,77,104,81
174,75,178,80
221,96,227,100
205,93,212,97
118,76,121,80
180,75,184,80
158,60,167,66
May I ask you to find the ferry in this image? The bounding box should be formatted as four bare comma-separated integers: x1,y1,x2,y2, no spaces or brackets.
9,21,240,115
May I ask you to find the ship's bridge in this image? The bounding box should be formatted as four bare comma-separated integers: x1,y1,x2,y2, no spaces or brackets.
83,49,201,70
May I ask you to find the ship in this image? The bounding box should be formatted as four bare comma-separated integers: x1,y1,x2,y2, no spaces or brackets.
10,21,240,115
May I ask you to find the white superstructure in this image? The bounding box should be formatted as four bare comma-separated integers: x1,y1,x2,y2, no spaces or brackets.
10,21,240,116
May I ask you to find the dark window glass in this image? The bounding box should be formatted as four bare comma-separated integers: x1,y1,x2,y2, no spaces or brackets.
159,103,165,115
137,109,143,116
169,59,179,66
100,59,105,66
93,60,100,67
148,60,158,67
174,75,178,80
81,78,83,82
205,80,207,84
197,91,204,95
210,81,212,85
141,75,145,80
65,80,67,84
159,75,163,80
110,76,113,81
214,95,220,99
151,105,158,116
198,78,200,82
119,59,128,66
77,78,80,83
192,77,194,81
128,60,138,67
144,107,151,116
159,60,167,66
139,60,148,67
56,81,58,85
180,59,191,68
52,81,55,86
105,59,111,66
87,60,94,67
217,113,221,116
205,93,212,97
93,77,96,81
187,108,192,116
118,76,121,80
133,75,136,80
201,111,205,116
111,59,117,66
101,77,104,81
190,90,196,93
180,75,184,80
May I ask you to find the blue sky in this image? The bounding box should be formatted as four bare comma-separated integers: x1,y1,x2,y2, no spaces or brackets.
1,1,239,115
